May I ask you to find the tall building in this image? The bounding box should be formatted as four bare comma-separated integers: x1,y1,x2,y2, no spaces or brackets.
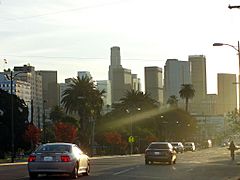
163,59,191,106
110,46,121,67
78,71,92,79
14,65,43,127
0,72,31,121
37,71,58,110
96,80,112,114
188,55,207,101
144,66,163,105
108,46,136,103
132,74,141,92
217,73,237,115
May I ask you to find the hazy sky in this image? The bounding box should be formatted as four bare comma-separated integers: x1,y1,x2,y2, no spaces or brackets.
0,0,240,94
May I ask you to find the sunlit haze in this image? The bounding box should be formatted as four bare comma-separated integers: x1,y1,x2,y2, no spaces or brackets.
0,0,240,94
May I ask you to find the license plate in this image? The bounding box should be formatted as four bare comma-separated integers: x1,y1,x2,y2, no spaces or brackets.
44,156,53,161
154,152,161,155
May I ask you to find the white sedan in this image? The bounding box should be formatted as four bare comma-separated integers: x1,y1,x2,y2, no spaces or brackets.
28,143,90,179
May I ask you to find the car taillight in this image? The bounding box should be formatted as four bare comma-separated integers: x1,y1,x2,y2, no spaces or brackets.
61,155,71,162
28,155,36,162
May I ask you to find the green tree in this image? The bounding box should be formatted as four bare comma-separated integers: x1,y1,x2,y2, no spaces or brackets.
179,84,195,112
0,89,29,158
50,106,65,123
119,90,157,110
226,109,240,135
61,76,104,145
167,95,178,107
96,90,158,154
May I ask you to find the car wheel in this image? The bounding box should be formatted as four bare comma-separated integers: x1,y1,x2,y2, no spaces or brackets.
83,163,90,176
71,163,79,179
29,172,38,179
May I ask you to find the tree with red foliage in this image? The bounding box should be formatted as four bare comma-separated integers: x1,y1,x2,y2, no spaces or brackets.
54,122,78,143
103,131,128,154
104,131,122,145
24,123,41,149
145,135,158,143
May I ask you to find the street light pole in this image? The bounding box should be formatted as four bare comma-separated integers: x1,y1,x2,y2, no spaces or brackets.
213,41,240,110
9,70,29,163
10,71,14,163
43,100,46,143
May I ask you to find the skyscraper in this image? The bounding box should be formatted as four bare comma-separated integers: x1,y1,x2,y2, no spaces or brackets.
217,73,237,115
37,71,58,109
78,71,92,79
188,55,208,114
144,66,163,105
14,65,43,127
110,46,121,67
163,59,191,106
108,46,134,103
189,55,207,100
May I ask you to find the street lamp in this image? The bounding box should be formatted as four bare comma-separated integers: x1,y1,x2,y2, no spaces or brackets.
42,100,47,143
213,41,240,109
126,107,141,155
6,69,30,163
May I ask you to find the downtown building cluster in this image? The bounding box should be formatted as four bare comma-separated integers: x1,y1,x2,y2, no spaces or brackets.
0,46,237,139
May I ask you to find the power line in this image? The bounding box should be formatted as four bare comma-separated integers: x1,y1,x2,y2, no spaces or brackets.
1,54,166,61
0,0,132,22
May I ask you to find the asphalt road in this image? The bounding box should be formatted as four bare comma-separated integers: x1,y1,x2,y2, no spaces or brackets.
1,147,240,180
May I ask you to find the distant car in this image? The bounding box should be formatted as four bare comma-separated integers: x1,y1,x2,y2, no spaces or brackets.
28,143,90,179
184,142,196,152
145,142,177,165
171,142,184,153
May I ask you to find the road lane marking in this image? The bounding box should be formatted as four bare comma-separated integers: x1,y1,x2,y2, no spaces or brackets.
0,162,27,166
113,167,135,175
15,176,29,180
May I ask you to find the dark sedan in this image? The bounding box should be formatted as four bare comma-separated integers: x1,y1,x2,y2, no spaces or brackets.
145,142,177,165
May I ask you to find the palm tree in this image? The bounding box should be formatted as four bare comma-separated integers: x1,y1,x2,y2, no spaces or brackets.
119,90,156,111
167,95,178,107
179,84,195,112
61,76,105,143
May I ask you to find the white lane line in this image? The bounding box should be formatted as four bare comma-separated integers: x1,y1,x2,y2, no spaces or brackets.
113,167,135,175
15,176,29,180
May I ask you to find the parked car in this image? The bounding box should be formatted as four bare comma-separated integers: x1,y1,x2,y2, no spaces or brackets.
171,142,184,153
184,142,196,152
28,143,90,179
145,142,177,165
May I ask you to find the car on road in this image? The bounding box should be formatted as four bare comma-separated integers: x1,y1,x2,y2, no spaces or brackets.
28,142,90,179
184,142,196,152
145,142,177,165
171,142,184,153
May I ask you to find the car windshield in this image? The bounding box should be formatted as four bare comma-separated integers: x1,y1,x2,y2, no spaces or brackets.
148,144,169,149
36,145,71,153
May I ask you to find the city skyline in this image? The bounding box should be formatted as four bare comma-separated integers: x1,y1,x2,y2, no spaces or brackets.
0,0,240,94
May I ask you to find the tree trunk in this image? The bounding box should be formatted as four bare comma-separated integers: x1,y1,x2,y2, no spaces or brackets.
185,98,189,112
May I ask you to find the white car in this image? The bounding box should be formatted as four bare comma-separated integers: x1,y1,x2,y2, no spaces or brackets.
184,142,196,152
28,143,90,179
171,142,184,153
